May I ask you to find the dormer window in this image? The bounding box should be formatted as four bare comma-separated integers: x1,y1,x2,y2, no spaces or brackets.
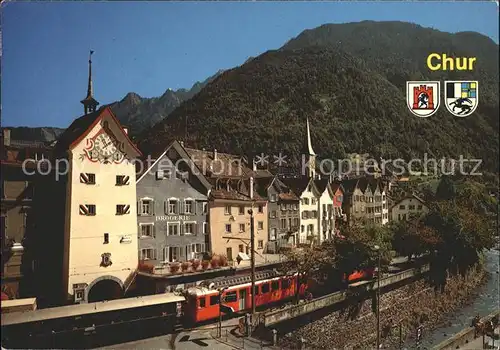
156,170,171,180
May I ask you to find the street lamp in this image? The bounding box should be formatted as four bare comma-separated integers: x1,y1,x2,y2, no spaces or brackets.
374,244,381,349
218,286,229,338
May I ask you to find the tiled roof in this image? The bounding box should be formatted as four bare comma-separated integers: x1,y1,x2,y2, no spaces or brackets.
210,189,265,202
281,176,311,197
330,182,343,193
54,109,102,154
278,192,299,201
314,178,329,193
184,147,249,178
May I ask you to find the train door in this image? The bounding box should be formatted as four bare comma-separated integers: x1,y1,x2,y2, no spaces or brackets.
239,289,246,310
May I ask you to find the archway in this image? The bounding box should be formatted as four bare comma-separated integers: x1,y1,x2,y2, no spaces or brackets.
87,276,123,303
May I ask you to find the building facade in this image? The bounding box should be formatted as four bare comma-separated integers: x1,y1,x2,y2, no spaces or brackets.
53,105,142,304
256,176,300,252
0,129,52,299
136,141,211,266
182,148,270,260
315,179,335,243
390,195,428,222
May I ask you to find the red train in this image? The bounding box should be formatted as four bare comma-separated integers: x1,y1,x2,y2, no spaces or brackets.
182,268,375,324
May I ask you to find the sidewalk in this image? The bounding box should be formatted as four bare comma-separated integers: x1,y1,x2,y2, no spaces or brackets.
460,327,500,350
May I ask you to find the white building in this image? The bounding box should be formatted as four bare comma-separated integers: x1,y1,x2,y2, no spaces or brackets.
55,53,141,304
316,179,335,243
390,194,428,222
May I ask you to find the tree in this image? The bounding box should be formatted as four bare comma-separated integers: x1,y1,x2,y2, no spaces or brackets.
435,176,456,201
389,218,441,261
280,245,334,303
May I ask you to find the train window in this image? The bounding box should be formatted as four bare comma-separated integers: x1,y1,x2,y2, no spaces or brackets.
271,281,279,291
199,297,206,308
210,295,219,305
253,285,260,295
282,279,291,289
225,291,237,303
261,283,270,294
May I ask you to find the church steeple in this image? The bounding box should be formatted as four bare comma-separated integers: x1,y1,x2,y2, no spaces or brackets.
306,117,316,178
80,50,99,115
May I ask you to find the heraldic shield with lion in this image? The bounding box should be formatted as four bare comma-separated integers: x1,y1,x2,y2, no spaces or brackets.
444,81,479,117
406,81,440,118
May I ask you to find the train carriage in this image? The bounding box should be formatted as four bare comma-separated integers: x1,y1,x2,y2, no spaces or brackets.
183,270,308,324
1,293,184,348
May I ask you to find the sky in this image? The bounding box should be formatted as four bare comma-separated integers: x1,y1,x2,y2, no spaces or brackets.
1,1,498,128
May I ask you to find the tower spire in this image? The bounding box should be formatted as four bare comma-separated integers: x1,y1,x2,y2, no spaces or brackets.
306,117,316,178
80,50,99,115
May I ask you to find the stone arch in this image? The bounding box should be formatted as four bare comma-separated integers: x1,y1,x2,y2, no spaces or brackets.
86,275,124,303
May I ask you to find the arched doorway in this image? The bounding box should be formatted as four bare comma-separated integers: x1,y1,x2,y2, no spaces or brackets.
87,276,123,303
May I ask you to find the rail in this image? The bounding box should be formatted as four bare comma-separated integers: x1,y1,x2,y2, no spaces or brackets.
262,264,430,327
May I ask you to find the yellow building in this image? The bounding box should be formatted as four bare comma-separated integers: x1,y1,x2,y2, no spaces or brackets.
183,148,270,260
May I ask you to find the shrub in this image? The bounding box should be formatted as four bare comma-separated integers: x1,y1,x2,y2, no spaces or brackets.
201,260,210,269
181,261,190,271
170,262,180,274
192,259,201,270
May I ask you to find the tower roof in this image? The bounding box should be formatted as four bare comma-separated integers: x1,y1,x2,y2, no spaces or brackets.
306,117,316,156
81,50,99,113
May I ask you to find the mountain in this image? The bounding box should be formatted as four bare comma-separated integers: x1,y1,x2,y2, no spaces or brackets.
138,21,499,173
1,127,65,143
107,70,224,135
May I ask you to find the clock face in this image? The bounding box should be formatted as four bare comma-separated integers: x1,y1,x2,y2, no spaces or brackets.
95,133,118,159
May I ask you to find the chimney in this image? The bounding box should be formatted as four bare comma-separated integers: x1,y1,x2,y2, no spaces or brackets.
3,128,11,146
122,127,128,135
213,149,217,160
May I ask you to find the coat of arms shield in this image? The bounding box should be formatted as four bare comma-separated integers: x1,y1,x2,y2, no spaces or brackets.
444,81,479,117
406,81,441,118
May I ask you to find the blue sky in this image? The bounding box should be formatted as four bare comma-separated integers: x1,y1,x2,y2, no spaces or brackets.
2,1,498,128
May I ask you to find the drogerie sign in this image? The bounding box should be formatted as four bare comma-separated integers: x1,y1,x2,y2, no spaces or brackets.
156,215,190,221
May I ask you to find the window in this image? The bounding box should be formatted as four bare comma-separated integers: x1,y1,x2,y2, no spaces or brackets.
175,171,183,180
280,219,286,229
140,224,154,237
239,244,244,253
80,173,96,184
225,291,238,303
409,205,415,210
184,222,195,234
303,198,309,205
141,199,153,216
312,210,318,218
79,204,96,216
203,202,208,214
417,204,423,210
258,221,263,230
103,233,109,244
156,170,171,180
301,225,304,233
294,204,298,211
258,205,263,213
225,205,232,215
225,224,232,233
199,297,206,308
270,210,277,218
258,240,263,249
238,206,245,215
282,279,291,289
280,204,286,211
116,204,130,215
272,281,279,291
210,295,219,305
185,201,193,214
191,243,205,254
270,228,277,240
168,223,179,236
399,205,405,210
116,175,130,186
168,200,177,214
270,194,277,202
75,290,84,302
203,222,208,234
140,248,155,260
163,246,181,262
294,218,299,227
239,223,245,233
261,283,270,293
311,198,317,205
288,218,292,228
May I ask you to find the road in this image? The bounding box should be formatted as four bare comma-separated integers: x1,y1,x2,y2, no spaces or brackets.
460,327,499,350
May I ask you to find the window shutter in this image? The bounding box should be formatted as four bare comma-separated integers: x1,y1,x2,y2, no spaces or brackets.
180,224,185,236
138,225,141,239
201,243,206,253
180,200,185,214
176,201,180,214
193,201,197,215
153,224,156,238
165,200,168,214
198,222,203,235
187,245,192,259
179,246,184,258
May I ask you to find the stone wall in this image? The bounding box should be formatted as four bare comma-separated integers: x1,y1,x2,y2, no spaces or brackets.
279,265,488,349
